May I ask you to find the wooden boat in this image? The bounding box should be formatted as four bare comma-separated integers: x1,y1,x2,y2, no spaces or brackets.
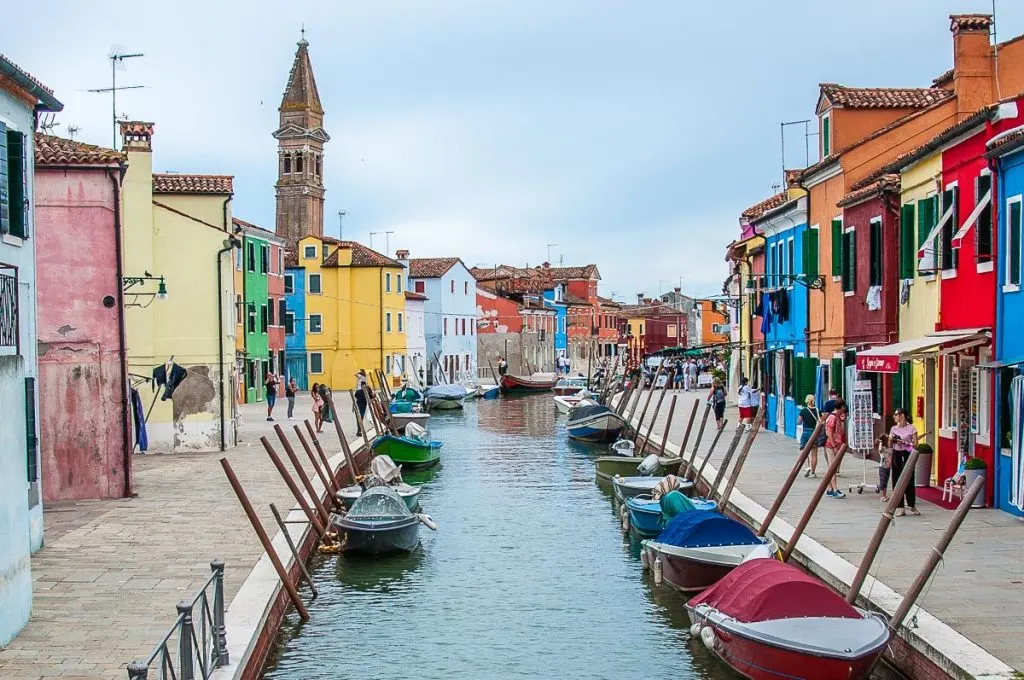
371,434,442,470
624,496,717,537
566,404,627,442
609,439,635,456
391,411,430,433
500,373,558,392
611,475,693,502
476,384,500,399
686,559,888,680
642,510,778,593
337,482,421,511
423,384,468,410
553,393,594,414
330,486,423,555
552,376,590,395
594,455,681,481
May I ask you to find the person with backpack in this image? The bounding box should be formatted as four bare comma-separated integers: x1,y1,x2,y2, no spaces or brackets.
708,378,727,429
823,400,848,498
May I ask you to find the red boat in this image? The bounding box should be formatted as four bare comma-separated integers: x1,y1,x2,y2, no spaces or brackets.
500,374,558,392
685,559,889,680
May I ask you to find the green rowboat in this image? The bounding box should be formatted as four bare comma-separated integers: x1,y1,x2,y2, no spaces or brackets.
594,456,682,481
371,434,442,470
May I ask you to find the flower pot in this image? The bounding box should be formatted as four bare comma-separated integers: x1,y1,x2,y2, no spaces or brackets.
914,451,932,488
964,469,987,507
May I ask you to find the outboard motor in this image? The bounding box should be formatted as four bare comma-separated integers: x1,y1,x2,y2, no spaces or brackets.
637,453,661,476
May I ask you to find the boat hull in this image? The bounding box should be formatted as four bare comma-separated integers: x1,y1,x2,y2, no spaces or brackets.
594,456,681,480
336,485,421,511
332,517,421,555
612,476,695,502
424,396,464,410
624,500,664,537
391,412,430,433
371,435,442,470
500,375,558,392
567,413,626,442
646,544,735,593
477,385,500,399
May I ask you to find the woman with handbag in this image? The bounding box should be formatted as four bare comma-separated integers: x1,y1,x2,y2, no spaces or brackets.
798,394,824,477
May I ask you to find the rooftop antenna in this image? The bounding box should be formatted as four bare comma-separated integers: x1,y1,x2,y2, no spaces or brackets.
87,47,145,150
39,114,59,134
546,243,558,263
780,119,812,189
67,125,81,140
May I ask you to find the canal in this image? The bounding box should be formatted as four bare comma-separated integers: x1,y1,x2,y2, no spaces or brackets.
261,395,894,680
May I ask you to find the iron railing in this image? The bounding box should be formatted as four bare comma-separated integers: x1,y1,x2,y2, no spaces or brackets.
127,561,228,680
0,264,19,355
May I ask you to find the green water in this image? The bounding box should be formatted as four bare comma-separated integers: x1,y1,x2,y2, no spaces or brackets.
261,396,894,680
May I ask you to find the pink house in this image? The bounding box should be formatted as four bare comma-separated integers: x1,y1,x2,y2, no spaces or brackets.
34,135,132,501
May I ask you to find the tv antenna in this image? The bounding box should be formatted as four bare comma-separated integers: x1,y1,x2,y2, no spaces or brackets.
39,113,59,134
369,231,395,254
546,243,558,263
87,47,146,150
67,125,81,140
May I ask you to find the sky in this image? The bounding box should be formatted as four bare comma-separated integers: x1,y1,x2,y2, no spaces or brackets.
8,1,1024,301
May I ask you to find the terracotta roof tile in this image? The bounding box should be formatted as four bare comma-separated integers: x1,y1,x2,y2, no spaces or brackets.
34,134,124,166
819,83,953,110
617,303,678,317
153,173,233,195
950,14,992,32
884,105,998,173
404,290,428,301
408,257,461,278
837,174,900,208
562,293,591,306
0,53,62,111
740,191,787,223
232,217,283,242
988,129,1024,156
932,68,954,87
323,241,401,268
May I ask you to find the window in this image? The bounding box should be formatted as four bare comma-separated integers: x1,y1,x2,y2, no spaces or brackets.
309,314,322,333
398,313,404,332
462,318,467,335
899,204,915,280
821,113,831,158
235,295,244,326
917,195,938,272
464,281,468,295
976,173,993,262
285,311,295,335
308,274,322,294
803,226,819,279
296,153,304,173
397,274,403,293
415,280,425,293
767,243,775,282
315,155,321,177
309,352,323,374
260,304,268,333
267,297,275,326
385,272,392,293
830,218,843,276
247,242,256,271
639,323,644,336
450,280,455,293
976,348,991,445
842,228,856,293
322,244,329,261
283,155,292,174
247,303,256,333
234,245,242,271
303,245,316,259
279,249,284,274
941,185,959,271
3,128,27,238
260,244,269,274
869,218,882,287
444,318,448,335
24,377,37,482
386,312,393,332
284,274,294,294
386,355,392,374
667,324,677,338
941,355,954,430
1007,196,1022,288
787,238,795,281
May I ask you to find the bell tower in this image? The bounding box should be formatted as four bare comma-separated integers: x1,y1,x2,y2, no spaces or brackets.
274,36,329,251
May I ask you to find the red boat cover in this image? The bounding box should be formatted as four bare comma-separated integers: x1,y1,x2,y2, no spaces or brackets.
688,559,861,623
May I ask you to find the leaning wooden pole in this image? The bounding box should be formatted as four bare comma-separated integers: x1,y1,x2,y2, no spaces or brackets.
683,403,713,478
291,425,340,507
638,387,669,455
349,390,371,449
718,410,765,507
781,443,849,562
626,380,644,423
692,419,729,487
657,395,679,456
846,450,921,604
707,424,744,499
269,502,318,599
221,458,310,621
260,437,325,536
633,360,666,442
297,423,340,493
677,399,700,460
274,426,331,526
757,420,823,537
887,476,983,633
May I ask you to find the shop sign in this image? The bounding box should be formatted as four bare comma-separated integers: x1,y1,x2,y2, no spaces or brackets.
855,353,899,373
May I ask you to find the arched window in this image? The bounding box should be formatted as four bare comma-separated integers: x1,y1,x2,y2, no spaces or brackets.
315,154,321,177
283,155,292,174
296,153,304,173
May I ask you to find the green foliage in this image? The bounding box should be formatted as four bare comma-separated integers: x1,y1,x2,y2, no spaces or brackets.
964,456,987,471
914,442,933,455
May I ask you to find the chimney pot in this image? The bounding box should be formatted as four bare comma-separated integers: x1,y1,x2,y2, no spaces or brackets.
674,286,681,293
119,121,154,152
396,249,409,260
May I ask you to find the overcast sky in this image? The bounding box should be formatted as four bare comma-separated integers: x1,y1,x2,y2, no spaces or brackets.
9,1,1024,300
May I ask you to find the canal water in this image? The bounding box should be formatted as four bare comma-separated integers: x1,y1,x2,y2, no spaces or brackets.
262,396,896,680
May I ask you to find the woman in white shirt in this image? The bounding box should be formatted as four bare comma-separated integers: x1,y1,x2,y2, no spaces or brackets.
737,377,756,425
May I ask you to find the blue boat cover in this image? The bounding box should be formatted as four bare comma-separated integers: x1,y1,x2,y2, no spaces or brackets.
656,509,761,548
424,384,468,400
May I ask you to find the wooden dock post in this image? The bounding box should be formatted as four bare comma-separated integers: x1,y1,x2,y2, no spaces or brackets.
718,410,765,507
692,418,729,487
781,444,848,562
296,423,340,493
757,420,822,537
683,403,712,478
657,395,679,455
274,426,331,526
707,424,744,499
291,424,337,501
637,387,668,456
260,437,325,536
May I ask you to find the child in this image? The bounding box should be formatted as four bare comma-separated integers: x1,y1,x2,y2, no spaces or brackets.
876,434,892,501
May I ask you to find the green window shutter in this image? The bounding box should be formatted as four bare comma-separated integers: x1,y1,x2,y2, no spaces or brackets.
0,122,9,235
831,219,843,276
804,228,819,279
822,116,831,157
784,349,794,397
6,131,25,238
1010,201,1022,286
842,230,857,292
25,377,37,482
830,357,844,399
900,204,914,279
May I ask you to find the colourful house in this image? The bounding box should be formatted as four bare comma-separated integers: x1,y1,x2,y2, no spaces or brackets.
120,121,238,453
543,286,568,368
725,230,765,384
284,261,308,389
297,235,405,390
34,135,132,502
233,218,285,403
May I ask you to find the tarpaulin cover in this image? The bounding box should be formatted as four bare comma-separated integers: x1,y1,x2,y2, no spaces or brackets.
655,510,761,548
424,384,468,400
567,404,612,422
688,558,861,623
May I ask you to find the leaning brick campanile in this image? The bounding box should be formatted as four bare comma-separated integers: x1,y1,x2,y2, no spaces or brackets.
274,37,329,251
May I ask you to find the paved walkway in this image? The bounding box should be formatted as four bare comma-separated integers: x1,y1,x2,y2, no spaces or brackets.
0,394,367,680
626,388,1024,673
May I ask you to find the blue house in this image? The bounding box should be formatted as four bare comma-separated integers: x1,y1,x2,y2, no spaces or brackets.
749,193,811,438
990,135,1024,517
544,285,568,368
0,55,62,647
284,264,308,389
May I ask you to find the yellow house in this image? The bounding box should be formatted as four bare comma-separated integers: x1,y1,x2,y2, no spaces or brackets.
727,233,766,379
232,234,245,405
298,234,406,390
120,121,238,452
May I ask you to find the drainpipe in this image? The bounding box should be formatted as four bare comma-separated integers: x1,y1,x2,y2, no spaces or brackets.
990,154,1004,501
108,167,133,498
217,196,234,452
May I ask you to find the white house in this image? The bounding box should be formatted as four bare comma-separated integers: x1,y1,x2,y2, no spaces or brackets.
0,54,63,647
402,252,478,385
404,289,427,388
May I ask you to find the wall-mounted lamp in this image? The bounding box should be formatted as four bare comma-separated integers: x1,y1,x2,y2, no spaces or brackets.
122,273,169,305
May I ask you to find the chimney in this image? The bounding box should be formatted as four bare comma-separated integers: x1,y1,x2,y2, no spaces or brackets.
396,249,409,269
674,286,681,293
636,293,644,305
542,261,550,269
119,121,154,152
950,14,994,116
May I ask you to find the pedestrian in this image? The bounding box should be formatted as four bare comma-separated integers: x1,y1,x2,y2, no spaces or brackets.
737,376,756,426
889,407,920,516
708,378,727,430
311,381,324,432
321,384,334,423
286,377,298,420
875,434,892,502
798,394,822,477
354,370,369,436
822,388,839,414
497,356,508,377
823,399,848,498
264,372,280,422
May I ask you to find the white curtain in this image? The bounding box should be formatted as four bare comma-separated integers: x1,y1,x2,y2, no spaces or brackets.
1011,375,1024,511
775,351,786,432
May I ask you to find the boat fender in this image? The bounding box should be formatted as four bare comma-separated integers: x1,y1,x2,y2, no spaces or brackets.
621,511,630,534
653,557,663,585
418,514,438,531
637,454,661,476
689,623,701,637
640,548,649,570
700,626,716,650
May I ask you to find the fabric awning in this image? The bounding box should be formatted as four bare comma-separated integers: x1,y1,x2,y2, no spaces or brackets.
855,329,989,373
952,189,992,249
917,202,955,259
978,356,1024,369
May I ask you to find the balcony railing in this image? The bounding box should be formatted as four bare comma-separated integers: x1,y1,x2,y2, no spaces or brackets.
127,561,228,680
0,265,19,356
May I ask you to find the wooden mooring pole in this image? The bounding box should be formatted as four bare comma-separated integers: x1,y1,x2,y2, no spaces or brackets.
706,424,744,499
677,400,700,462
718,410,765,507
657,395,679,455
295,424,340,494
637,387,668,456
269,503,318,600
684,403,713,479
692,419,729,488
290,424,338,504
275,425,331,526
260,437,325,536
782,443,848,562
757,420,823,537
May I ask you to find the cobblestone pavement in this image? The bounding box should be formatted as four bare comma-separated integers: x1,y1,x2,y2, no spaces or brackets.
0,394,365,680
628,388,1024,672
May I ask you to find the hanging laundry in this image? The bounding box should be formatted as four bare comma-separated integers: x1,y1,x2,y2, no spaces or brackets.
865,285,882,311
760,295,773,335
900,278,911,305
777,288,789,321
131,387,148,453
153,362,188,400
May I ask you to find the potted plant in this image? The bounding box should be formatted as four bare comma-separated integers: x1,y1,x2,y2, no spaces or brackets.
914,442,933,488
964,456,987,508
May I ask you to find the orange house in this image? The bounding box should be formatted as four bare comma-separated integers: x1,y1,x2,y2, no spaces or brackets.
697,300,730,346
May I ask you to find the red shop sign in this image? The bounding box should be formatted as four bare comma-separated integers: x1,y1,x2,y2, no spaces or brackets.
856,354,900,373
